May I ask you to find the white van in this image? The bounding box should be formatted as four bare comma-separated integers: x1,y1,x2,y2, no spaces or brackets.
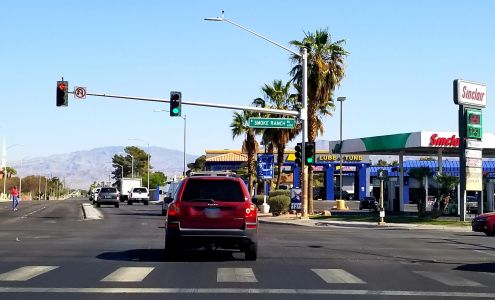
161,181,182,215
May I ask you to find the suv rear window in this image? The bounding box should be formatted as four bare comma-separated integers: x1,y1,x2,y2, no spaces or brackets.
100,188,117,193
133,188,147,193
182,179,245,202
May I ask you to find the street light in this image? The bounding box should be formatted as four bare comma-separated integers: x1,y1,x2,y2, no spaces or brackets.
15,156,30,198
128,154,134,178
119,152,134,178
129,139,150,190
154,109,187,176
2,142,24,195
113,163,124,179
337,96,346,200
205,11,309,216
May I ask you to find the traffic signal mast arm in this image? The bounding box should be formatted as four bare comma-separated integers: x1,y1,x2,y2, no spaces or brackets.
68,90,300,117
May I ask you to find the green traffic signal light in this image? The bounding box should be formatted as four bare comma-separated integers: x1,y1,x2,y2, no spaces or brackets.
170,91,182,117
305,142,315,165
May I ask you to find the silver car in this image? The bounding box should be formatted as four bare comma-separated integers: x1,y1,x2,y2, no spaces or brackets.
466,196,478,214
95,187,120,208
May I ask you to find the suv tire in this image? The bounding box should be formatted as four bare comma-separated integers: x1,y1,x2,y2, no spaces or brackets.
127,201,133,205
245,243,257,261
164,235,180,257
115,203,119,208
96,203,101,208
144,201,149,205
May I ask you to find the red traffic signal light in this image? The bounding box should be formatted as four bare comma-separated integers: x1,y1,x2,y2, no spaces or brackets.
56,80,68,107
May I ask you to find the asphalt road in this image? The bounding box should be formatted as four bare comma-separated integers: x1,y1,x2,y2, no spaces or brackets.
0,198,494,300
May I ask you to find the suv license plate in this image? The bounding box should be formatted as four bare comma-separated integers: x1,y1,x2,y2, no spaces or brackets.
204,208,220,219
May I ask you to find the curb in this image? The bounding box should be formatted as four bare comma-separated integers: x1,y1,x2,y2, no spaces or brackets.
81,203,103,220
258,217,472,232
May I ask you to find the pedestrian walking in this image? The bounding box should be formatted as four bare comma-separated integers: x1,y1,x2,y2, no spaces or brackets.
11,185,19,211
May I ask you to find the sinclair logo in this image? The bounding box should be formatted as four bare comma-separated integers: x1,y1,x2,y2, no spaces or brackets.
454,79,487,107
430,134,460,147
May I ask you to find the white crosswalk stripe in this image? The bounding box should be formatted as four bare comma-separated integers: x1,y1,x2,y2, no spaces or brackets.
101,267,154,282
217,268,257,282
0,266,59,281
414,271,484,287
312,269,366,284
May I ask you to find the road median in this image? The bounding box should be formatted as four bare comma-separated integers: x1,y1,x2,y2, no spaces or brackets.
81,203,103,220
259,214,472,232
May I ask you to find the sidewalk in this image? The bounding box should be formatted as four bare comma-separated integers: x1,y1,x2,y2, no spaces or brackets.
258,213,472,232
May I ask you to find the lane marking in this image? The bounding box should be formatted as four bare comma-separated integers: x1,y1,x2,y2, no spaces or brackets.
0,287,494,297
101,267,154,282
217,268,257,282
312,269,366,284
0,266,58,281
414,271,483,287
20,207,47,219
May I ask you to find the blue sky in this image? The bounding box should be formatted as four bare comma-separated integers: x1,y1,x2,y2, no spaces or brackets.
1,0,494,162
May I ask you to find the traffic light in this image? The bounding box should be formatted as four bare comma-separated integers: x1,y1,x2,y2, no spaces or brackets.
305,142,315,165
170,91,182,117
295,143,302,167
56,80,68,107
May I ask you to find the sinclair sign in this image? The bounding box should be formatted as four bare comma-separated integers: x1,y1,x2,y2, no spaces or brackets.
454,80,487,107
429,134,460,147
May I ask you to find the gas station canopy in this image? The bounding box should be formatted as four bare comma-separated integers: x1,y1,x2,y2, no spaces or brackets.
329,131,495,157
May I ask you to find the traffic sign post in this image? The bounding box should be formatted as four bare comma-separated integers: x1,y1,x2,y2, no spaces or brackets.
257,154,274,180
248,117,295,129
74,87,87,99
257,154,274,213
377,169,388,225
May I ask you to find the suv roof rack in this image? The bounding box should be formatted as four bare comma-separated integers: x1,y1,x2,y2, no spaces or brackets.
189,171,238,177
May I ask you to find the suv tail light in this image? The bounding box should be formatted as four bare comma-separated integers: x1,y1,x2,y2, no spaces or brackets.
168,202,180,217
166,203,181,228
245,202,257,229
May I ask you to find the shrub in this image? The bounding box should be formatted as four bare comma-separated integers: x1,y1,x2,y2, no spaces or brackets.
269,189,291,198
268,195,291,215
253,195,265,206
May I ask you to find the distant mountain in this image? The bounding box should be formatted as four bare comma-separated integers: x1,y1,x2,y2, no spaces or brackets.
11,146,199,189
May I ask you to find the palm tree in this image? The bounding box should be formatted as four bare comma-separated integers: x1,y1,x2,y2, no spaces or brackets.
408,167,433,217
290,29,348,214
231,111,259,195
253,80,300,189
5,166,17,177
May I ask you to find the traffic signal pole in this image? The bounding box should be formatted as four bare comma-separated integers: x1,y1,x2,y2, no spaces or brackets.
69,91,300,117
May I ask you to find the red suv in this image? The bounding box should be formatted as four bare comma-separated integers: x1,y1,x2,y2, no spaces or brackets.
164,173,258,260
472,212,495,236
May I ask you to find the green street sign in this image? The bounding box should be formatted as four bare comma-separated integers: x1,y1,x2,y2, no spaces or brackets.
248,118,296,129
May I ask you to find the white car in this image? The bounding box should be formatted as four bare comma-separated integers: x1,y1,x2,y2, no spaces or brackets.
128,187,149,205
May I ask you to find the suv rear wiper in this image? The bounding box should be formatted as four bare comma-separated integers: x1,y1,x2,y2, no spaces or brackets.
185,198,215,203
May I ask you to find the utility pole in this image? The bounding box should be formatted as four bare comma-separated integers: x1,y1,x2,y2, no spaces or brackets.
38,175,41,200
45,176,48,200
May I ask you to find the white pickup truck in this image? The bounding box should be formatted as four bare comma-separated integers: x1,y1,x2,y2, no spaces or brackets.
128,187,149,205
